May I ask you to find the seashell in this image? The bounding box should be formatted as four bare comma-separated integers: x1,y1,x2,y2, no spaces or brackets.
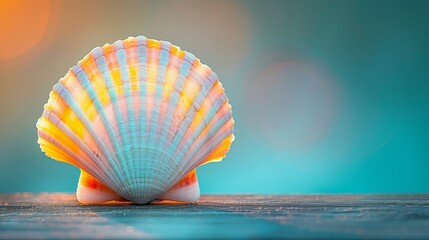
36,36,235,204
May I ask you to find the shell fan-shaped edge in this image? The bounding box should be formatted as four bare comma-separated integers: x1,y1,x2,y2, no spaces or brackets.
36,36,235,204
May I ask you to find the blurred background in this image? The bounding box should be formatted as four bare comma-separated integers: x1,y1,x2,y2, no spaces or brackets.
1,0,428,194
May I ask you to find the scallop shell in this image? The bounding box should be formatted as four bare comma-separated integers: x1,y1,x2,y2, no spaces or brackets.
36,36,234,204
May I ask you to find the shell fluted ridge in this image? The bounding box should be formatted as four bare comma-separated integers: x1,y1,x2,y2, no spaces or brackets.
37,36,234,204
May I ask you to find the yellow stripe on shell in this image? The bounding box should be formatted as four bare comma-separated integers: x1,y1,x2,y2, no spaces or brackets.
124,38,140,93
37,116,83,162
44,91,87,139
170,45,185,59
129,65,139,92
59,72,99,122
188,81,223,132
147,39,161,50
80,54,111,107
38,136,75,164
103,44,124,96
200,133,235,165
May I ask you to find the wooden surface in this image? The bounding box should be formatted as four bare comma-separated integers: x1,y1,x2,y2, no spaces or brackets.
1,194,429,239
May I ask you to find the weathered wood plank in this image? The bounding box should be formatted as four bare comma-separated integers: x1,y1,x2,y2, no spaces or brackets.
1,194,429,239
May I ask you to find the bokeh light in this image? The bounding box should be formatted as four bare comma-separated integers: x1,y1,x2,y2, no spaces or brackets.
148,0,251,77
247,61,336,150
1,0,429,194
0,0,50,60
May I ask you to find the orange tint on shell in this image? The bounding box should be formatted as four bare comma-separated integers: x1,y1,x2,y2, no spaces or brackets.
79,170,113,192
170,169,197,189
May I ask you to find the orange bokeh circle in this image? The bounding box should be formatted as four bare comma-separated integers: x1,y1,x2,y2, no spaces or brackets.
0,0,50,60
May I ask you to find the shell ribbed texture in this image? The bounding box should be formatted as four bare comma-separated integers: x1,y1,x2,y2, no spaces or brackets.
36,36,234,204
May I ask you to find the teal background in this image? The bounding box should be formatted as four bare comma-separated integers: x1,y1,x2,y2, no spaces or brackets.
1,0,428,194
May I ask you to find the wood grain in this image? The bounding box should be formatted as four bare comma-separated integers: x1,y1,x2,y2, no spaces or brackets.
1,193,429,239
